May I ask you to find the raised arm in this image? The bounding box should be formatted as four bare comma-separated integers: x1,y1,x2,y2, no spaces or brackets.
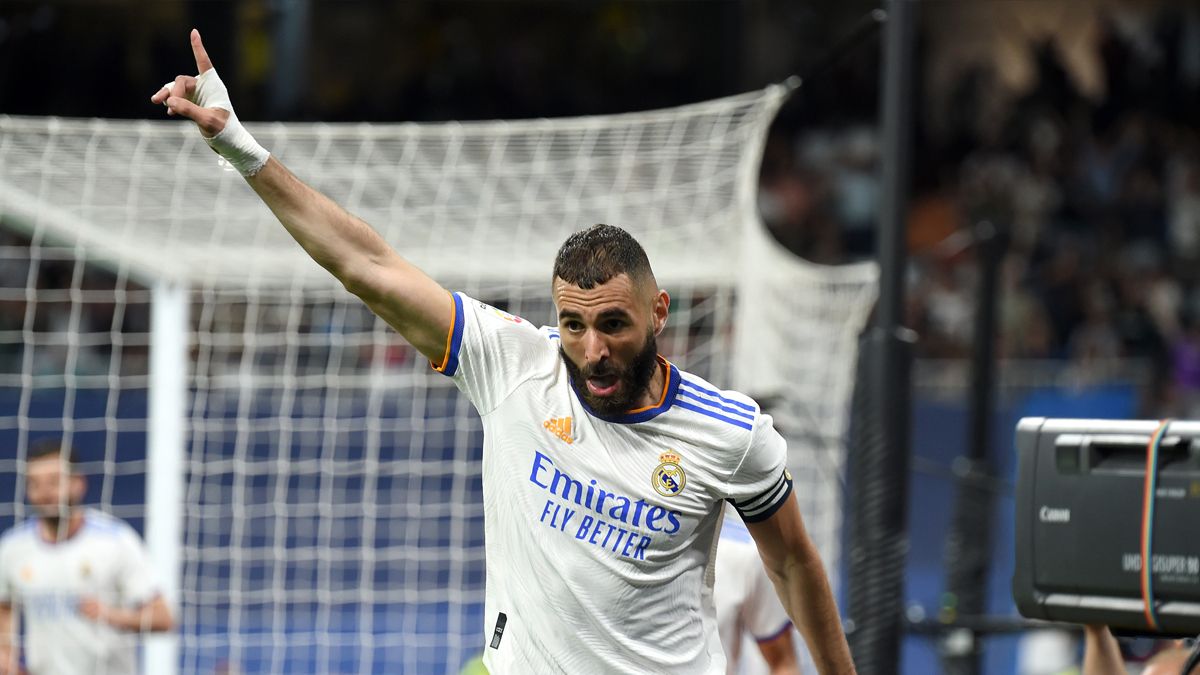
746,495,855,675
150,30,452,363
240,159,452,361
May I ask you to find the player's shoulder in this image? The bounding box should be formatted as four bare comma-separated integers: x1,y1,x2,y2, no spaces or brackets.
670,368,761,435
539,324,561,343
83,509,141,542
455,293,559,350
457,293,543,334
0,518,39,549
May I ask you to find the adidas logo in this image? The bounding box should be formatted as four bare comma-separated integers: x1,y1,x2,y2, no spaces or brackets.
543,417,573,444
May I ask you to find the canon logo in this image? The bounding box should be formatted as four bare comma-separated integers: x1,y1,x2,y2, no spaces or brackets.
1039,506,1071,523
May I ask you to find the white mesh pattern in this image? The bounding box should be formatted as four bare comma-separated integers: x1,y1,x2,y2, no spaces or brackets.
1,90,781,290
731,223,877,674
0,84,876,674
0,235,153,526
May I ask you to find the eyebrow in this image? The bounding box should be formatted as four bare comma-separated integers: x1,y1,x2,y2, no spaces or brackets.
558,308,632,322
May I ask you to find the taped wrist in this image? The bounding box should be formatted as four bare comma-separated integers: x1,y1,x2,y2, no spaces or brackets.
206,114,270,177
186,68,270,177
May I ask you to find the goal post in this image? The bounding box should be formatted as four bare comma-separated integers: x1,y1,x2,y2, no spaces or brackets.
0,83,875,674
145,280,188,675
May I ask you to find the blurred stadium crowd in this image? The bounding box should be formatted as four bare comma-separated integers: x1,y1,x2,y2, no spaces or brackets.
3,1,1200,414
764,4,1200,417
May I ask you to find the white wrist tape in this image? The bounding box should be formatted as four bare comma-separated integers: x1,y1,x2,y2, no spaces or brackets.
207,111,270,177
168,68,270,177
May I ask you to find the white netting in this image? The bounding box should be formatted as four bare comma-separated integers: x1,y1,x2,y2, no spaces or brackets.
0,84,876,674
734,224,878,618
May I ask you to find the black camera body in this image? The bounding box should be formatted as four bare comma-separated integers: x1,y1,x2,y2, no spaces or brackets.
1013,417,1200,636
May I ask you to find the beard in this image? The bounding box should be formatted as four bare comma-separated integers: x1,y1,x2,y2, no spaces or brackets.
36,503,75,538
562,330,661,416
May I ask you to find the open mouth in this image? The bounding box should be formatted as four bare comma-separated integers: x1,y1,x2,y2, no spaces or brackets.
586,374,619,397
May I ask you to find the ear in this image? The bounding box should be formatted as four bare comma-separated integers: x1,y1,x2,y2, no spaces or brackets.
652,289,670,336
70,474,87,504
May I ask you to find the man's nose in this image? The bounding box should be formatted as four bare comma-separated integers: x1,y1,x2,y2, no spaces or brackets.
582,330,610,364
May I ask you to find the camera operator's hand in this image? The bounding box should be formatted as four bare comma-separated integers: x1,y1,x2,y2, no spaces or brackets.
1082,625,1125,675
1082,625,1195,675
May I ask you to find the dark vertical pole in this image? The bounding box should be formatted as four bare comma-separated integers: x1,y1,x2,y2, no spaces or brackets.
269,0,311,118
874,0,915,333
846,1,917,674
940,221,1006,675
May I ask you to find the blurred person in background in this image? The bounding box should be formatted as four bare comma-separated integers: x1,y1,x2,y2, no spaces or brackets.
715,510,802,675
0,439,173,675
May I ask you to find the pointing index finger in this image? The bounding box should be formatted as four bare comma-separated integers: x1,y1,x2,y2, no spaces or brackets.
190,28,214,73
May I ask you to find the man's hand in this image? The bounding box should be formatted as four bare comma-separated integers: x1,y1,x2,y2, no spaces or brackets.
145,29,451,362
150,29,268,176
78,595,174,633
77,596,110,624
149,29,229,138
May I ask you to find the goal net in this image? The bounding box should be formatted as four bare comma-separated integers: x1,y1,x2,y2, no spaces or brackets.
0,86,876,674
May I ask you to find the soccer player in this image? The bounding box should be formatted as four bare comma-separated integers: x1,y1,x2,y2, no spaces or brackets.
0,440,174,675
715,512,801,675
151,30,855,674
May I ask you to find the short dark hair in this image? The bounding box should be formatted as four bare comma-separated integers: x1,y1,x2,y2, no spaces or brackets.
26,438,78,467
552,224,655,290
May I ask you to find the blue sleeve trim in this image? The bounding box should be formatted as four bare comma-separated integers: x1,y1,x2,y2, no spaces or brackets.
434,292,466,377
754,621,793,643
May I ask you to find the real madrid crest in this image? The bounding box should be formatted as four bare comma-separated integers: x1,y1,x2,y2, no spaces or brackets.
652,451,686,497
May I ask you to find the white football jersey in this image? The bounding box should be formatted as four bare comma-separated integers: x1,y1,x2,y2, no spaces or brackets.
714,513,793,675
437,293,794,674
0,509,162,675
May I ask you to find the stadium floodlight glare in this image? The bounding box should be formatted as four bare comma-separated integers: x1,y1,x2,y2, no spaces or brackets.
0,84,876,674
1014,417,1200,637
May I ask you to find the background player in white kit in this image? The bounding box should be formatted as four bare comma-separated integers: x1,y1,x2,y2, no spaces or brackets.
151,30,855,673
0,440,174,675
715,511,802,675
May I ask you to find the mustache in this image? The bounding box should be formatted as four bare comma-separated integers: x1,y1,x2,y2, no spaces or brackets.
582,363,617,378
